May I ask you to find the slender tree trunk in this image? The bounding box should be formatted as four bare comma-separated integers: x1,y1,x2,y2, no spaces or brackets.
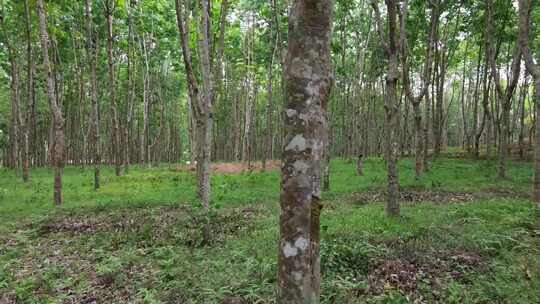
0,10,20,171
519,78,528,159
424,89,431,170
197,0,214,237
460,42,470,152
413,103,423,179
24,0,37,170
277,1,333,302
37,0,65,205
141,35,152,167
373,0,401,217
357,153,364,176
86,0,101,189
21,0,35,181
472,46,482,156
105,0,122,176
263,23,278,171
498,103,511,177
125,1,136,173
233,92,241,161
434,51,446,157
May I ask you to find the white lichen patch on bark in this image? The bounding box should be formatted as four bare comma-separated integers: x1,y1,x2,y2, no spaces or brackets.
283,242,298,258
294,236,309,251
283,236,309,259
292,271,303,281
293,160,310,174
286,109,298,118
285,134,307,151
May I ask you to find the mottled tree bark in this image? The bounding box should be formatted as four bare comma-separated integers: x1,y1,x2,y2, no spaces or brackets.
37,0,65,205
197,0,214,238
277,1,334,303
372,0,400,217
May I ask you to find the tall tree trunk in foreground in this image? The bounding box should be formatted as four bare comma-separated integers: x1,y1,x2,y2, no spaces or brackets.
519,0,540,202
277,0,333,302
105,0,122,176
373,0,400,217
86,0,101,190
37,0,65,205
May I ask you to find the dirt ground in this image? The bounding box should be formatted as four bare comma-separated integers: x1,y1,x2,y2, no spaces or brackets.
174,160,281,174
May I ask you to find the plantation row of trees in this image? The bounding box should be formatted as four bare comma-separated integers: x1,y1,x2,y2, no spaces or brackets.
1,1,538,172
1,1,539,181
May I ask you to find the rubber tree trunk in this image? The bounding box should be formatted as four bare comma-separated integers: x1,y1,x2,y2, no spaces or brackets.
263,31,277,172
22,0,34,182
385,70,400,217
498,104,511,178
277,1,334,302
37,0,65,205
105,0,123,176
24,0,37,172
86,0,101,190
518,80,528,159
357,153,364,176
423,90,431,171
372,0,401,217
197,0,214,243
413,102,423,180
125,1,136,173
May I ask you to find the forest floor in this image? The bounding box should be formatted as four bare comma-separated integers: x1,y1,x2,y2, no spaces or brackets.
0,156,539,304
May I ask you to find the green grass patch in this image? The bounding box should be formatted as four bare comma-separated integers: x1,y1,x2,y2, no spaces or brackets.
0,157,538,303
